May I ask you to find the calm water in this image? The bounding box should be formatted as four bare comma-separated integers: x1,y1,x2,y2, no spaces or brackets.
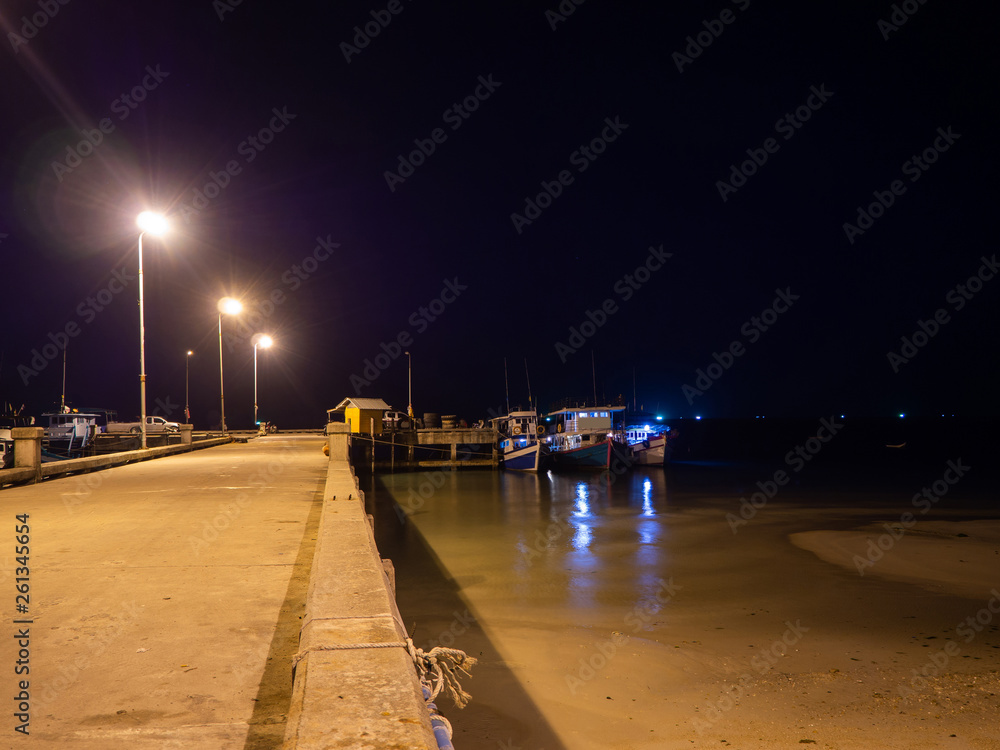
366,466,682,750
361,419,999,749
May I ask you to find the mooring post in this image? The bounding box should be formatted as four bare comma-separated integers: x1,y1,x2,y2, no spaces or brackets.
12,427,44,483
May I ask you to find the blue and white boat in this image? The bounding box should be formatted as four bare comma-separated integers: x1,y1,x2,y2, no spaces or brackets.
494,410,547,471
541,405,633,470
623,414,673,466
42,407,114,457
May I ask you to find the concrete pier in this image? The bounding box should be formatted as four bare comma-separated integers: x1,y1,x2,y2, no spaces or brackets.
283,423,436,749
0,432,437,748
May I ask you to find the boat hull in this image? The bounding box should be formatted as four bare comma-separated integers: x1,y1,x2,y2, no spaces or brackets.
503,443,542,471
631,436,667,466
546,439,631,470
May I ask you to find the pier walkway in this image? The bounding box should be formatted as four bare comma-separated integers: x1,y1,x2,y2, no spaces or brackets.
0,433,436,749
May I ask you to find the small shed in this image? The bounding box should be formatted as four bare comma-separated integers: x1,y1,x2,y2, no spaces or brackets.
327,397,391,435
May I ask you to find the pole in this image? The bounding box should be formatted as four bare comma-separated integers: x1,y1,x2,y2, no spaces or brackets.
405,350,412,419
218,314,226,436
591,350,597,407
503,357,510,416
185,352,191,424
138,232,147,449
60,345,67,412
254,343,259,427
524,358,532,410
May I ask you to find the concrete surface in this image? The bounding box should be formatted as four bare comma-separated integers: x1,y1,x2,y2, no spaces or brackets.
1,436,327,748
281,423,437,750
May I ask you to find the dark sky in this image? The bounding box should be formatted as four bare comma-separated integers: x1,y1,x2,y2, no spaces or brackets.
1,0,997,428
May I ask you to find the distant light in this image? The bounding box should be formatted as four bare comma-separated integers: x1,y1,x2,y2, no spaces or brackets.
898,413,905,418
137,211,168,236
840,415,845,419
695,415,702,420
186,350,193,356
252,333,274,348
655,416,663,421
643,425,650,431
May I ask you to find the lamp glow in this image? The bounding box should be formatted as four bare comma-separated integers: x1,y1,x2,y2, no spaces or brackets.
218,297,243,316
137,211,169,236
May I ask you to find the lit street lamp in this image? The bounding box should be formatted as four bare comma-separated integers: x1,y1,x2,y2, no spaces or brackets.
252,334,273,428
185,350,193,424
136,211,169,450
217,297,243,435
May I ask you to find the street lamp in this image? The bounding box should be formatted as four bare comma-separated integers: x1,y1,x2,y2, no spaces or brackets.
185,350,193,424
252,334,273,428
405,350,413,419
217,297,242,435
136,211,169,450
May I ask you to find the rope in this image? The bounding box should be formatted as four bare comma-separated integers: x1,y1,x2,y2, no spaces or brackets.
291,640,407,667
406,638,477,709
291,636,476,709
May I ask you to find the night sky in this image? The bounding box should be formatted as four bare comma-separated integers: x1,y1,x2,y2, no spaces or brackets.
1,0,997,429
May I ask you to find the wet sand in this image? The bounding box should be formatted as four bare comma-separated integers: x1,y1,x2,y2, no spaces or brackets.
369,466,1000,750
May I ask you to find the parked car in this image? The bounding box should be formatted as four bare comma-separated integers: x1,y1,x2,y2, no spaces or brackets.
106,415,181,434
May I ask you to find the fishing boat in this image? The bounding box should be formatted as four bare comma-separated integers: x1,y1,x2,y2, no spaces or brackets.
541,405,633,470
623,414,673,466
494,409,547,471
42,407,116,457
0,403,35,469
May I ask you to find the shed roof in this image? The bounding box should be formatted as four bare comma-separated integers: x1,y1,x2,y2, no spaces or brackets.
327,397,392,415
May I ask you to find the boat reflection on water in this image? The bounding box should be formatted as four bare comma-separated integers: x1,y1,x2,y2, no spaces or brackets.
371,465,679,749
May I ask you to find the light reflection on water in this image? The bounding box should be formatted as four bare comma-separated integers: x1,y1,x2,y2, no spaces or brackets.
379,466,674,618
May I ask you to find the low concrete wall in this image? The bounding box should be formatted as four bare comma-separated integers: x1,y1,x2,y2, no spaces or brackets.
0,435,231,488
282,423,436,749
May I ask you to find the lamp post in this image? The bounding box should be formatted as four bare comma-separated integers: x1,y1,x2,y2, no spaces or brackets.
185,350,193,424
217,297,243,435
405,350,412,419
252,334,273,428
136,211,169,450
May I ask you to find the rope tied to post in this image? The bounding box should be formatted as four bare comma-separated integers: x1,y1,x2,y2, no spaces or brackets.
406,638,477,709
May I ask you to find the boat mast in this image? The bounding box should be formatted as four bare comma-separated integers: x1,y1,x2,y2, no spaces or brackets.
503,357,510,415
524,358,533,410
591,350,597,407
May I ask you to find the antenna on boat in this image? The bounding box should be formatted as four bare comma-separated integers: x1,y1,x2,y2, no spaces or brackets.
591,350,598,407
524,358,533,409
504,357,510,415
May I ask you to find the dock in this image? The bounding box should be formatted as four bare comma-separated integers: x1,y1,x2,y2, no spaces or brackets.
351,426,499,470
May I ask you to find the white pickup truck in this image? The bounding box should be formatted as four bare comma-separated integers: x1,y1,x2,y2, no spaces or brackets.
106,416,181,434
